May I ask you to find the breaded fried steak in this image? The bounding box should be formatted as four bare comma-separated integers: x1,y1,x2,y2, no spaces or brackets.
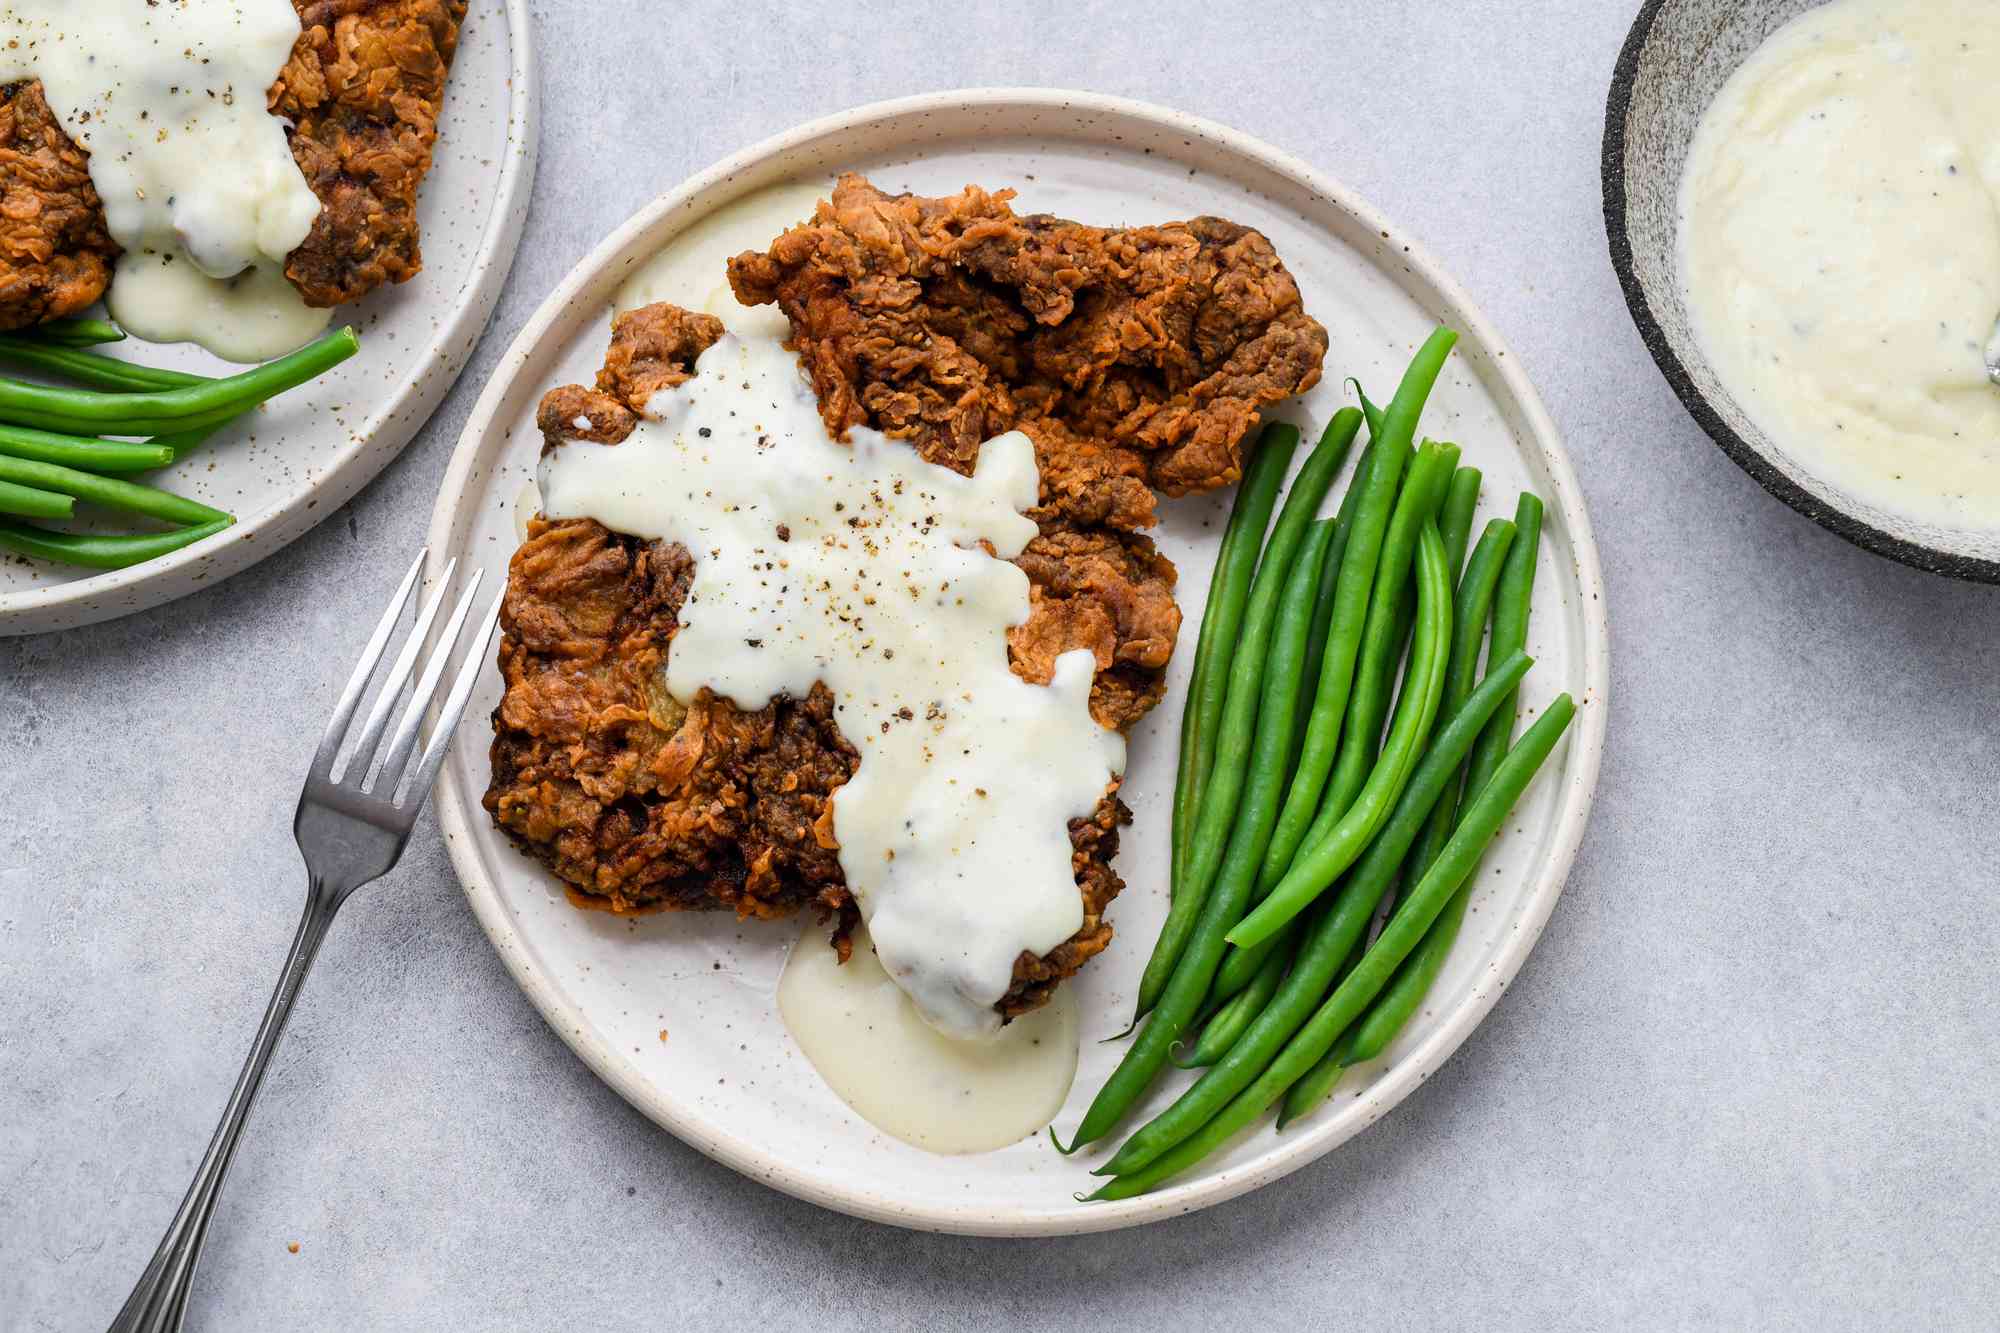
0,0,464,328
485,179,1326,1017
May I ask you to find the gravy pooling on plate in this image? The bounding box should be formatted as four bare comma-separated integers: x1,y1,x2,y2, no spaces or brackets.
777,922,1080,1153
1676,0,2000,531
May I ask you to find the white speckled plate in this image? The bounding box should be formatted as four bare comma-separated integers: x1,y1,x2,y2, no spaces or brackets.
0,1,537,636
425,90,1610,1235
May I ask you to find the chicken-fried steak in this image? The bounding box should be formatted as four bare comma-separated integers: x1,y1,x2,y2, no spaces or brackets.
0,0,464,329
487,181,1325,1017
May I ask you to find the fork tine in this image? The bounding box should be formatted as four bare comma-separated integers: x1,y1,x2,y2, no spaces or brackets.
335,556,458,784
398,588,504,809
365,568,485,794
312,548,426,777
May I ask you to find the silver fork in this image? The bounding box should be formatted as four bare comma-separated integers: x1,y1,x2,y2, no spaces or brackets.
108,549,502,1333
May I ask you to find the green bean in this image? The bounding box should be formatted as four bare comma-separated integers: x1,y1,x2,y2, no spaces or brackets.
1276,519,1518,1126
1439,467,1482,578
0,338,210,392
1396,519,1518,905
1325,444,1378,579
1432,441,1462,486
1349,780,1505,1055
1206,892,1297,1026
1086,693,1577,1200
0,326,356,435
1173,428,1299,912
1306,445,1455,819
1130,413,1358,1023
1288,444,1448,820
1270,933,1373,1114
1281,520,1339,661
1240,513,1336,815
1149,425,1301,1040
1092,652,1531,1180
24,317,125,347
0,516,232,570
0,424,173,473
1333,445,1458,772
1160,513,1327,1058
1350,379,1384,440
1461,494,1544,799
1288,563,1340,780
0,478,73,519
0,454,228,527
1247,436,1410,904
1172,937,1290,1069
1296,443,1454,845
1289,443,1376,771
1334,930,1368,987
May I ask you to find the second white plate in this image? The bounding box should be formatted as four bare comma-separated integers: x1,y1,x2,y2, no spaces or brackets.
0,0,538,636
424,89,1610,1235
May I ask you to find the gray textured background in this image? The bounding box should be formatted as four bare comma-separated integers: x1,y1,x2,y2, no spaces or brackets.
6,2,1998,1329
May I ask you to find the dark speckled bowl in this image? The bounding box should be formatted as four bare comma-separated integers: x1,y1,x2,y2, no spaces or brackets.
1603,0,2000,583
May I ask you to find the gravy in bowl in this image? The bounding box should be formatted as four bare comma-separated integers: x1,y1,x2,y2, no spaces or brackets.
1677,0,2000,533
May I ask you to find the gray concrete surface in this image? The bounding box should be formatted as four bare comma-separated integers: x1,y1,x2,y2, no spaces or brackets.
6,2,1998,1328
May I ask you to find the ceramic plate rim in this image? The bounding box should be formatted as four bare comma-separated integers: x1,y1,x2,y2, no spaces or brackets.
426,87,1611,1236
0,0,541,632
1600,0,2000,584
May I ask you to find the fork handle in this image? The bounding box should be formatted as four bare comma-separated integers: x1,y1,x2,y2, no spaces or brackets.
109,887,339,1333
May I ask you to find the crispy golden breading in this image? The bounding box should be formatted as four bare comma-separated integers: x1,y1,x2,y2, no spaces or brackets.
0,83,117,328
488,180,1325,1016
273,0,466,307
594,304,725,406
0,0,464,328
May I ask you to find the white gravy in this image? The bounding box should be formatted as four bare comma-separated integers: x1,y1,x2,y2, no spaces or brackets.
777,923,1079,1154
108,250,330,364
0,0,326,361
536,330,1123,1041
1677,0,2000,531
